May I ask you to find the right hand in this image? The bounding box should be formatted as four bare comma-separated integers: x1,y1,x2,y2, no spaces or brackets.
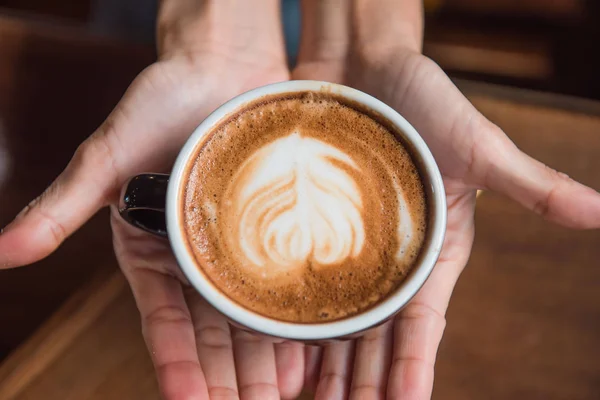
293,1,600,399
0,1,307,399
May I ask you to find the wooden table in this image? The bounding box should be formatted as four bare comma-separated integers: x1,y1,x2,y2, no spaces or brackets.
0,15,599,400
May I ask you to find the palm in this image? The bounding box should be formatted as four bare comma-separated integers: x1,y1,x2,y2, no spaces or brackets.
107,56,292,399
293,47,477,398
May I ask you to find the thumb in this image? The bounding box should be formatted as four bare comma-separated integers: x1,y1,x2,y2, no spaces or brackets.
481,123,600,229
0,128,119,268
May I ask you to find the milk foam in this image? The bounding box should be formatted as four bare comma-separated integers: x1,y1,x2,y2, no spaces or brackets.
226,131,365,273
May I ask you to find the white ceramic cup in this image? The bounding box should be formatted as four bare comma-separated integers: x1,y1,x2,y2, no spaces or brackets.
119,80,447,341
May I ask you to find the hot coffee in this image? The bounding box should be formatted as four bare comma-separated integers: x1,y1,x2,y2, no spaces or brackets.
182,91,427,322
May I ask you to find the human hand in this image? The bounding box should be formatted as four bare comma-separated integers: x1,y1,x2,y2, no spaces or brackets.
294,0,600,399
0,1,307,399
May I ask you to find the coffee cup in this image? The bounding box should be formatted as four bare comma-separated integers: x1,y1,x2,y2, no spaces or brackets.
119,80,446,341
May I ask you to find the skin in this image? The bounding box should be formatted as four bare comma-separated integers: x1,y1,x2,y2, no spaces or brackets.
1,0,599,399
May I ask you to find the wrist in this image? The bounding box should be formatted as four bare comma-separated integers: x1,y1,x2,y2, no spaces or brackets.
352,0,424,56
157,0,284,63
156,0,214,60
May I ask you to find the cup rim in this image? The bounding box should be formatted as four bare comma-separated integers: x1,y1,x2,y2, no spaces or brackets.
166,80,447,340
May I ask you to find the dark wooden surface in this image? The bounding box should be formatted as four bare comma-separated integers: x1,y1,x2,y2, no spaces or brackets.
0,1,90,22
0,12,599,400
435,88,600,400
0,15,153,360
0,271,161,400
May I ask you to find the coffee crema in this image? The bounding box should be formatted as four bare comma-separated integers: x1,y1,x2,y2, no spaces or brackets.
182,91,427,322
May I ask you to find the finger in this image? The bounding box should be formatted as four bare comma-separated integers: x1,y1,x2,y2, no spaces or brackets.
314,340,355,400
349,322,393,400
0,130,118,268
274,341,305,399
294,0,350,81
233,329,280,400
126,263,208,399
303,345,323,393
187,292,239,399
387,296,445,400
481,125,600,229
387,192,475,400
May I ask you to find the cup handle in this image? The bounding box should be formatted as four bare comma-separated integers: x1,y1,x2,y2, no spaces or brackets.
118,173,170,237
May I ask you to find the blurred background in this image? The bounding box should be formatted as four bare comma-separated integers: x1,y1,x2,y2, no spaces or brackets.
2,0,600,98
0,1,598,399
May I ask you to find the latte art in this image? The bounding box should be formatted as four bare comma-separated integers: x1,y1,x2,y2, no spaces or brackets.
183,92,427,322
225,132,365,275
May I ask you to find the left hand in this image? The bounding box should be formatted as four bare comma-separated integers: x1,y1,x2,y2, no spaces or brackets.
0,1,306,399
294,1,600,399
